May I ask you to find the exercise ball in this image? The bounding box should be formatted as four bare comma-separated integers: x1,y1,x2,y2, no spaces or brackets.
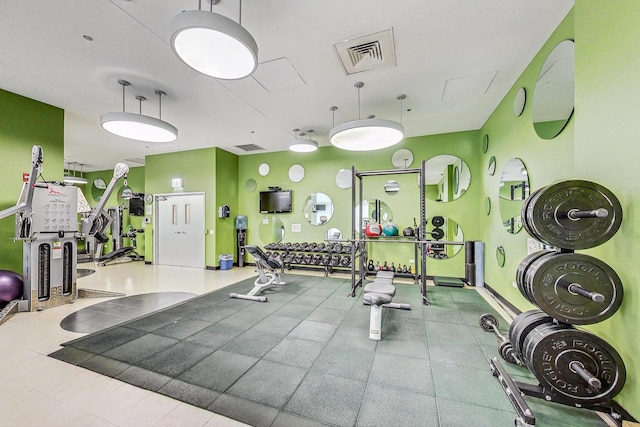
382,221,399,237
365,222,382,237
0,270,23,302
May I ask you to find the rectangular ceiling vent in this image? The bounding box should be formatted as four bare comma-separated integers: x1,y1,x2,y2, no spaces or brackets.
124,157,145,165
333,29,396,75
235,144,265,152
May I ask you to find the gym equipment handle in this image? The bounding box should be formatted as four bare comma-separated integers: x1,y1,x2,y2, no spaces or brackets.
569,361,602,389
565,208,608,220
559,281,605,303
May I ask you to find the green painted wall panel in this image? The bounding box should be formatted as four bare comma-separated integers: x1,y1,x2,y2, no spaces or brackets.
215,148,239,264
0,89,64,272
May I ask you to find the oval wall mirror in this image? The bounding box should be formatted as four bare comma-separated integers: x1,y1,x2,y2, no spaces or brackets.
384,180,400,194
488,156,497,176
391,149,414,168
424,155,471,202
303,192,334,226
258,163,270,176
484,197,491,216
245,179,257,192
496,246,506,267
482,134,489,153
498,158,530,234
326,228,342,240
288,164,305,183
118,185,133,202
532,40,575,139
513,87,526,117
336,169,352,189
355,200,393,232
91,178,106,202
425,216,464,259
259,216,285,244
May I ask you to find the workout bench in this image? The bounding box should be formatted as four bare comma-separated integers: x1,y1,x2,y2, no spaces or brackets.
230,245,285,302
363,270,411,340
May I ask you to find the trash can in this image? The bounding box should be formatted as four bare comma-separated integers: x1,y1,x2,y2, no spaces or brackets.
219,254,233,270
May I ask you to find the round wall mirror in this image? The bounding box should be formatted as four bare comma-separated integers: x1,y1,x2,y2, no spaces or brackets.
488,156,497,176
513,87,526,117
532,40,575,139
484,197,491,216
91,178,106,202
245,179,257,192
496,246,506,267
288,164,305,183
258,163,270,176
303,193,334,226
326,228,342,240
336,169,352,189
425,216,464,259
482,135,489,153
424,155,471,202
498,158,530,234
118,185,133,202
384,180,400,194
391,149,414,168
355,200,393,232
259,216,285,244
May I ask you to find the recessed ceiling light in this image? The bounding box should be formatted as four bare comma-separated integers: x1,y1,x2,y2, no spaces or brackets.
83,35,93,41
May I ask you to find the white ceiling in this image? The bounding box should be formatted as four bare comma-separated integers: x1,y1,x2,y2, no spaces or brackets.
0,0,573,172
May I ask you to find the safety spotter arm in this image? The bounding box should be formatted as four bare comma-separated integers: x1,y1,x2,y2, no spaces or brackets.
80,162,129,241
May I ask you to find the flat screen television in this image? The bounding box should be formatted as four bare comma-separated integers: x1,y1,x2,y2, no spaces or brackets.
260,190,292,213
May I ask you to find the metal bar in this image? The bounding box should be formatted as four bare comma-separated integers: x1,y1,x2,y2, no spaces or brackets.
357,168,421,177
490,358,536,426
420,160,428,304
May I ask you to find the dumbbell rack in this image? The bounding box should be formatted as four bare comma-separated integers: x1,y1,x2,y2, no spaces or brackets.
263,242,352,277
491,180,635,427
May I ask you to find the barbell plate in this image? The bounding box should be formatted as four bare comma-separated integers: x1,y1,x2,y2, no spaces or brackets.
527,252,624,325
521,187,544,238
430,227,445,240
525,180,623,250
522,323,626,403
508,310,555,359
479,313,499,331
431,216,445,227
516,250,553,303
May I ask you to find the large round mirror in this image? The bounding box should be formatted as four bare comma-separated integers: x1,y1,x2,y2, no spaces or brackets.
424,155,471,202
532,40,574,139
91,178,106,202
303,193,334,226
259,216,285,244
326,228,342,240
499,158,530,234
391,149,414,168
425,216,464,259
336,169,352,189
288,164,305,183
355,200,393,232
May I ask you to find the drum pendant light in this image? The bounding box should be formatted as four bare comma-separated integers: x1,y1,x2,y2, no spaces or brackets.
170,0,258,80
329,82,404,151
100,80,178,143
289,129,318,153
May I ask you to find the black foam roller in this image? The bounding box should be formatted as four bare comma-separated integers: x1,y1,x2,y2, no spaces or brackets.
465,241,475,264
465,263,476,286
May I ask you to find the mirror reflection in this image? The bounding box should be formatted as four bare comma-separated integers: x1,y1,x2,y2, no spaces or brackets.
336,169,352,189
326,228,342,240
384,180,400,194
424,155,471,202
499,158,530,234
496,246,506,267
488,156,496,176
303,193,334,226
355,200,393,233
425,216,464,259
92,178,106,202
532,40,574,139
245,179,257,193
259,216,285,244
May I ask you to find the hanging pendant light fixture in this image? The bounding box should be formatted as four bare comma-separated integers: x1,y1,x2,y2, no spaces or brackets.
63,162,89,185
100,80,178,143
289,128,318,153
170,0,258,80
329,82,404,151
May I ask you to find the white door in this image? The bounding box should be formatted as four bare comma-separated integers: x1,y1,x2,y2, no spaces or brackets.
155,193,205,268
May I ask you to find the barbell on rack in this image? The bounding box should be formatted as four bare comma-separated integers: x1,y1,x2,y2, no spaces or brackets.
479,313,521,366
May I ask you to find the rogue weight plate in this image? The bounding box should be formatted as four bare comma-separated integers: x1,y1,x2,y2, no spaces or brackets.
508,310,555,358
522,323,626,403
430,228,445,240
516,250,553,303
432,216,445,227
521,187,543,238
498,341,517,365
526,252,623,325
525,180,623,250
479,313,499,331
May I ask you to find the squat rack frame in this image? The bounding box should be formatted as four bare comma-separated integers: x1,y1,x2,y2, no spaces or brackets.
349,161,431,305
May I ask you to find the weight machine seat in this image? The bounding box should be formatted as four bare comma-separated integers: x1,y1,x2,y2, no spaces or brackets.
96,246,133,263
245,245,283,270
363,281,396,296
363,292,393,306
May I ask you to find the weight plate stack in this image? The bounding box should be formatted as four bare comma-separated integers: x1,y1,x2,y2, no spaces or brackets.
516,250,553,303
524,180,623,250
522,323,626,404
525,252,623,325
508,310,555,359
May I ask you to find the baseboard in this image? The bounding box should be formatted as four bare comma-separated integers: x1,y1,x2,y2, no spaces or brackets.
483,283,522,315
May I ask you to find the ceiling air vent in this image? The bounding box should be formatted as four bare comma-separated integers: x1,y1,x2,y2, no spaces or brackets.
235,144,265,152
125,157,145,165
333,29,396,75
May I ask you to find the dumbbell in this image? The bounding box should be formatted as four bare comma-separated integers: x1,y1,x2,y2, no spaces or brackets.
303,254,313,264
313,254,323,264
321,254,331,265
479,313,522,366
340,255,351,267
331,254,341,266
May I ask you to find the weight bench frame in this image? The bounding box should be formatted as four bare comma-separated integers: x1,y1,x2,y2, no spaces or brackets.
230,245,285,302
363,272,410,340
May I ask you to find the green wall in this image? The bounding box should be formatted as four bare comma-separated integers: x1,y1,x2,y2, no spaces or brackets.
480,6,639,416
0,89,64,272
215,148,239,260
